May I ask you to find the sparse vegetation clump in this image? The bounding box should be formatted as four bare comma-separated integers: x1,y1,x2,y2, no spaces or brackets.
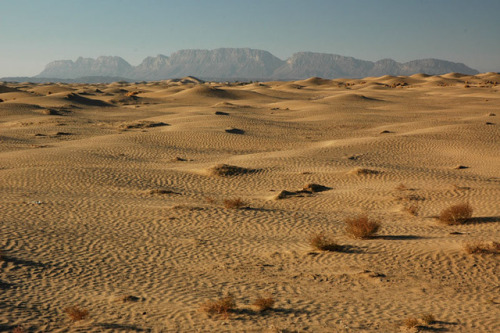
252,296,275,312
223,198,246,209
439,202,473,225
301,183,329,193
119,121,168,130
349,168,380,175
309,233,343,251
12,326,26,333
345,215,380,239
420,313,436,325
395,183,407,191
403,204,419,216
404,317,419,329
464,241,499,255
64,305,89,322
208,164,255,177
200,295,236,319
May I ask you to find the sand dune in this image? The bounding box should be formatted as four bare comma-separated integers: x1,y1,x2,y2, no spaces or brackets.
0,74,499,332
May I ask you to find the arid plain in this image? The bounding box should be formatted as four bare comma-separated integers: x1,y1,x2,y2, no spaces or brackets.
1,73,499,332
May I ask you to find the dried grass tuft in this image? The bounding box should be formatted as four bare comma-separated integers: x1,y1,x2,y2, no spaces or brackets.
200,295,236,319
252,296,275,312
223,198,246,209
345,215,380,239
439,203,473,225
420,313,436,325
464,241,499,255
309,233,343,251
64,305,89,322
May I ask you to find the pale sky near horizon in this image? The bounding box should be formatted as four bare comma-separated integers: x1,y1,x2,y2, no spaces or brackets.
1,0,499,77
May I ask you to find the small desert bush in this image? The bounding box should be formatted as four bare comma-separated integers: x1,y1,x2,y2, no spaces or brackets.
252,296,275,312
309,233,343,251
200,295,235,319
439,203,473,225
420,313,436,325
404,317,419,329
64,305,89,321
404,204,419,216
208,164,255,177
464,241,499,255
205,196,216,205
395,183,407,191
223,198,246,209
201,295,236,319
345,215,380,239
12,326,26,333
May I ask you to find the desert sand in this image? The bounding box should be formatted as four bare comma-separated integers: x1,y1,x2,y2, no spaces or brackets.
1,73,499,332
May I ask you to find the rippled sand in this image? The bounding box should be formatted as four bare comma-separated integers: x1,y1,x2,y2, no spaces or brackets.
1,73,499,332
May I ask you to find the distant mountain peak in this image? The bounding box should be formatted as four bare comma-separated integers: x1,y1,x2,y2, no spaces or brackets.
35,48,478,81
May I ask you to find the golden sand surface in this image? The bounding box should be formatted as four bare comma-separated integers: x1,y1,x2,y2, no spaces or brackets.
1,73,499,332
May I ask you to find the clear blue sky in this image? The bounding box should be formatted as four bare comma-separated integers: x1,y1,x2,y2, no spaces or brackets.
1,0,499,77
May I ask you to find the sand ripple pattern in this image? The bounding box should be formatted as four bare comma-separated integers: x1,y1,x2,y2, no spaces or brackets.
1,77,499,331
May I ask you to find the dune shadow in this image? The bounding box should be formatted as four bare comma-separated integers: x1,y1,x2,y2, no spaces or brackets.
96,323,148,331
66,93,113,107
2,255,45,268
0,324,19,332
0,280,14,289
374,235,427,240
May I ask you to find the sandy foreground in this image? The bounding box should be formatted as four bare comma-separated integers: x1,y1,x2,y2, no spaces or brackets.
0,73,499,332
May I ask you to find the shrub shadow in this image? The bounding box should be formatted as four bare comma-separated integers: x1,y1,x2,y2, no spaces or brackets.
374,235,427,240
470,216,500,224
96,323,148,331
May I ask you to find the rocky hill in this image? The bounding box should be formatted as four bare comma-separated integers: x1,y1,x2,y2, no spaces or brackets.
34,48,479,81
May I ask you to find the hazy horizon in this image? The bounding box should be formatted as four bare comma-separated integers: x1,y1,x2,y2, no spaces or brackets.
1,0,499,77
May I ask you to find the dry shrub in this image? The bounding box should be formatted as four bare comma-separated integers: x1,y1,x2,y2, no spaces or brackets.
208,164,255,177
301,183,329,193
464,241,499,255
119,121,167,130
200,295,235,319
12,326,26,333
439,203,473,225
395,183,407,191
404,204,419,216
345,215,380,239
309,233,343,251
404,317,419,329
420,313,436,325
253,296,275,312
205,196,216,204
223,198,246,209
349,168,380,175
64,305,89,321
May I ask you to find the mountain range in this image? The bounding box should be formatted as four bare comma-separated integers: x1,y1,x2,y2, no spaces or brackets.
15,48,482,82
